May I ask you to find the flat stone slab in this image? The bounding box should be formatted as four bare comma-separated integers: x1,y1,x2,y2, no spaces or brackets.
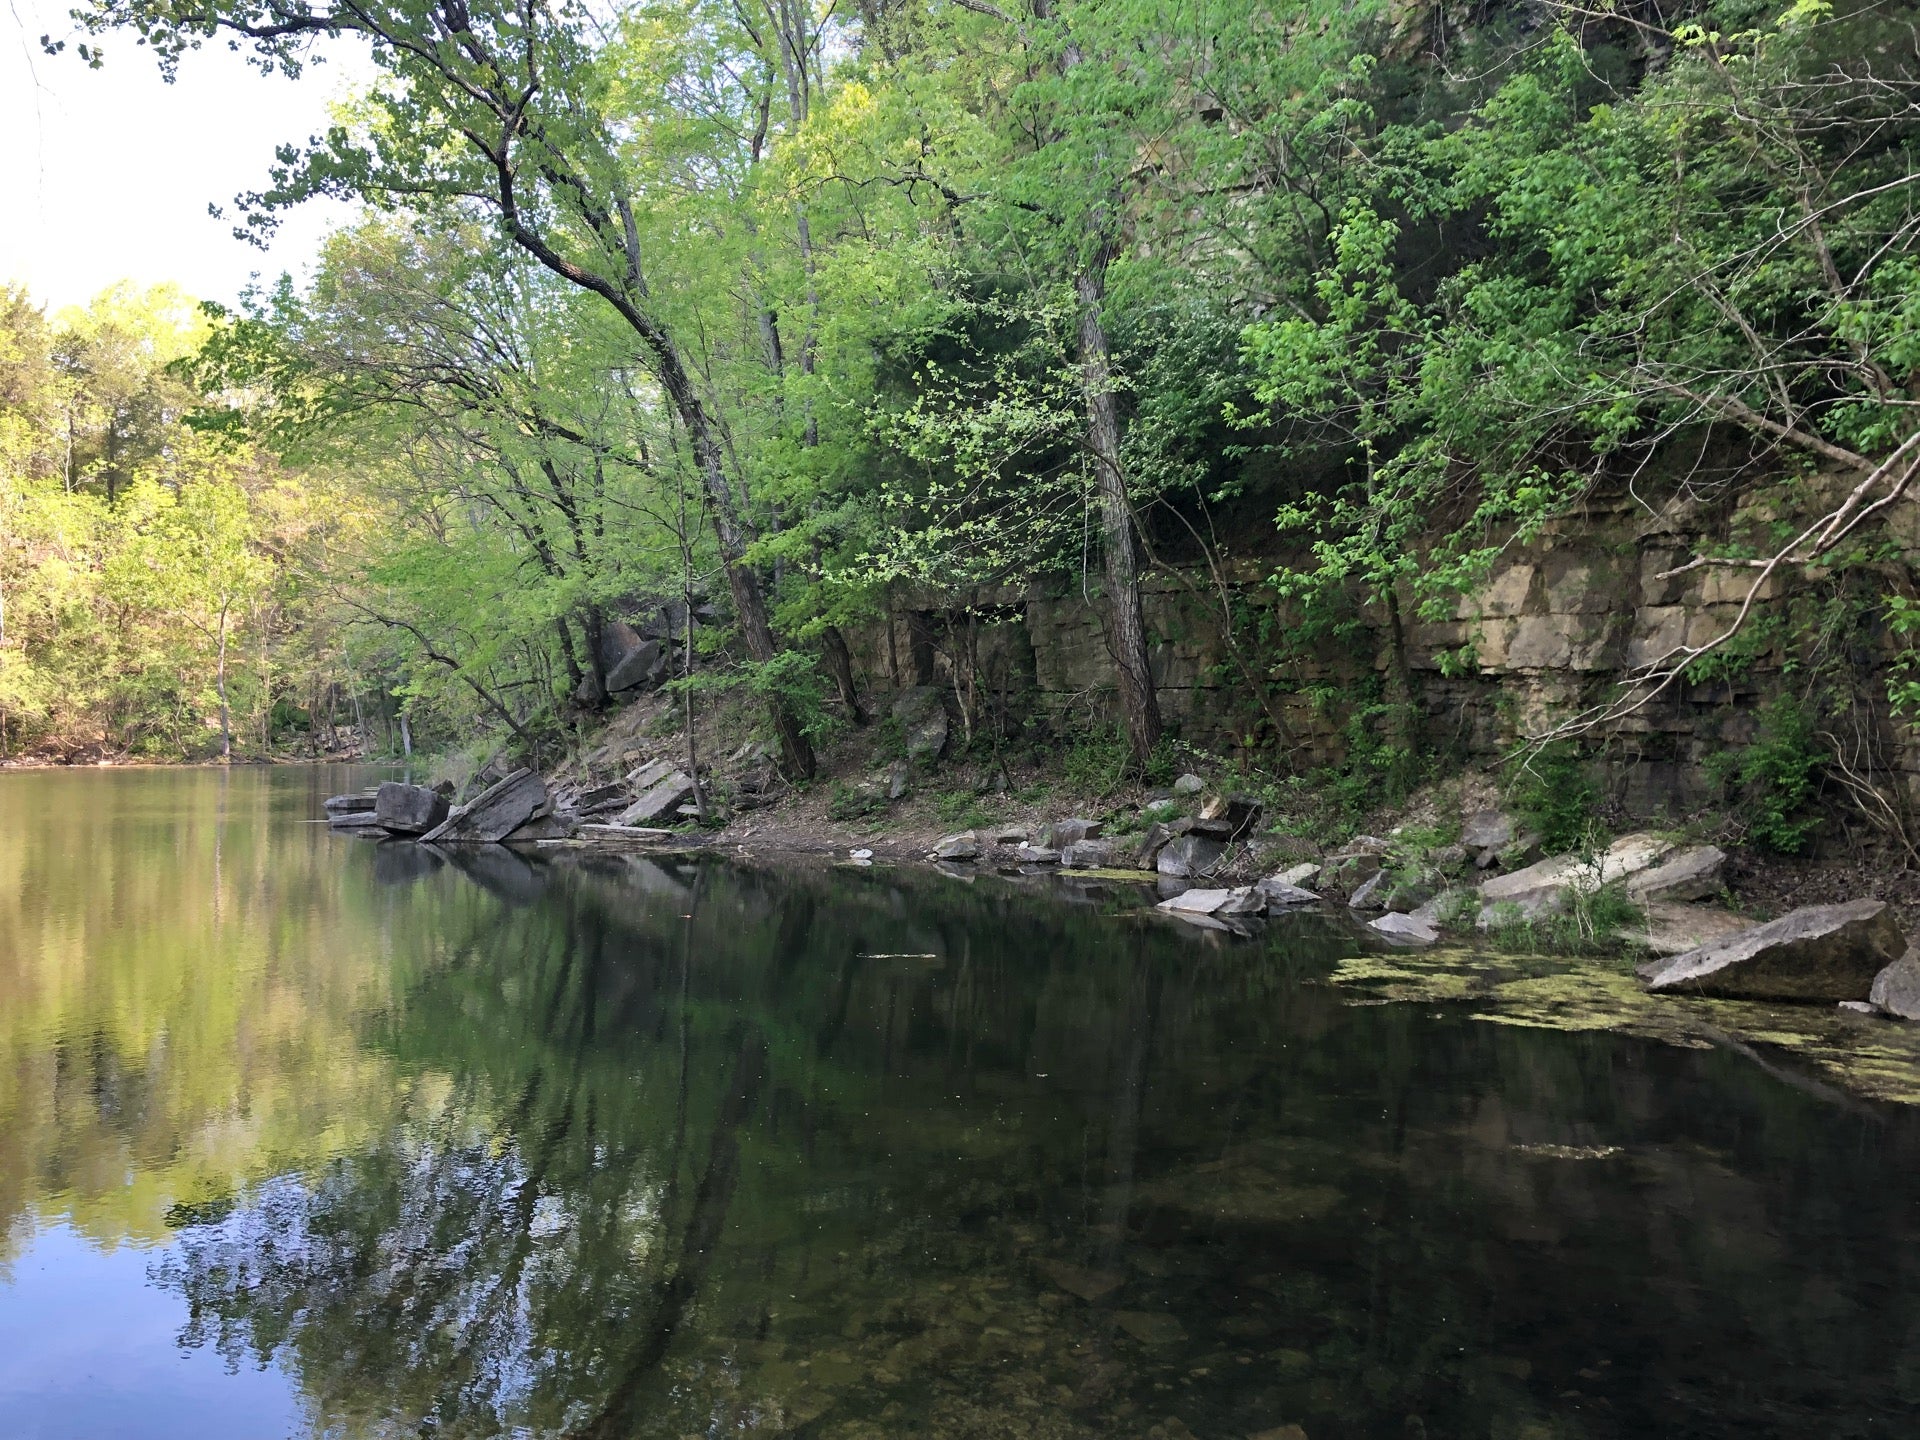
1627,845,1727,903
423,768,548,844
1636,901,1755,957
1371,912,1439,945
618,770,696,826
1639,898,1906,1001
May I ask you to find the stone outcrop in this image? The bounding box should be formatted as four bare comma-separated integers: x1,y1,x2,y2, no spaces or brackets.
422,769,549,844
1638,899,1907,1000
374,781,449,836
841,469,1920,828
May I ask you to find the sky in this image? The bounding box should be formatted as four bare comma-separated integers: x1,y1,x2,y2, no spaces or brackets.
1,0,369,314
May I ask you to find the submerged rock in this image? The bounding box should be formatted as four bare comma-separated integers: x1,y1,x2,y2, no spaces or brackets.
1639,898,1906,1000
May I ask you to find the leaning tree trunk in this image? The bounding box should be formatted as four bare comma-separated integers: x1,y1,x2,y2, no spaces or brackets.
215,605,232,763
1075,249,1163,765
649,341,817,779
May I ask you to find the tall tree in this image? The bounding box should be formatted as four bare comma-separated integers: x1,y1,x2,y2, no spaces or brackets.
73,0,820,774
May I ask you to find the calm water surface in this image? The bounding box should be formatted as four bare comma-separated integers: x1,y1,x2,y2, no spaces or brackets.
1,767,1916,1439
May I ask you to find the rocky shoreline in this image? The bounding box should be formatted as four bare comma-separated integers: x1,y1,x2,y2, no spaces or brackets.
328,761,1920,1040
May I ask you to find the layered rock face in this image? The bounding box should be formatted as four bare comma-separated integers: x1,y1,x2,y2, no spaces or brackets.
843,475,1920,827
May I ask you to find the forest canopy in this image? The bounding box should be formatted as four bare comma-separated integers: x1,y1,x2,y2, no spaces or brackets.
4,0,1916,776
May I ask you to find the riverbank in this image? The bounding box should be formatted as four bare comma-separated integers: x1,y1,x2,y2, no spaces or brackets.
314,680,1920,1107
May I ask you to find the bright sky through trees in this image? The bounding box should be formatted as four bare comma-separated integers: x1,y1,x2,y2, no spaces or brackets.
1,0,366,309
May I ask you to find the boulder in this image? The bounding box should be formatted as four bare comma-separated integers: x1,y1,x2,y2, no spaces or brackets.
989,824,1029,845
1870,945,1920,1019
1044,817,1103,849
1626,845,1727,903
604,638,666,694
1371,912,1439,945
422,768,549,844
1460,808,1515,852
1276,861,1322,888
328,809,387,831
886,760,912,801
1479,831,1676,922
1134,821,1179,869
1636,900,1756,957
1256,878,1320,911
931,830,981,861
1172,773,1205,796
1061,838,1122,869
1322,852,1384,891
1156,835,1225,879
1216,886,1265,916
892,687,950,764
1198,792,1263,839
1014,843,1061,864
324,792,377,814
618,770,697,826
1157,886,1259,917
1348,871,1391,911
1639,899,1907,1000
373,781,450,836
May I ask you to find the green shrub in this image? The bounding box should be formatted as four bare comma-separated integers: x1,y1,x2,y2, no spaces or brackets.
828,782,885,822
1510,742,1601,853
1708,697,1823,854
933,789,994,829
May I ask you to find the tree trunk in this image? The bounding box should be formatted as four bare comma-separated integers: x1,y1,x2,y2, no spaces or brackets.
821,625,866,725
649,346,815,778
215,606,232,763
1075,254,1163,765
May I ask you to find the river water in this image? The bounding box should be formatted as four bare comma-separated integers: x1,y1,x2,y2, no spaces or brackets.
0,766,1916,1438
